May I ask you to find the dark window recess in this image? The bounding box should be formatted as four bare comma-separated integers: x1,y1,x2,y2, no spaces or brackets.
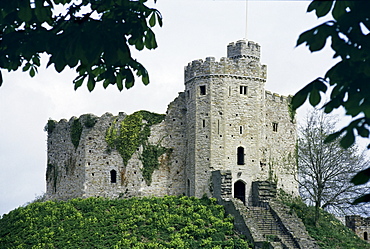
240,86,247,95
237,147,245,165
110,170,117,183
200,85,206,95
272,122,278,132
240,126,243,134
365,232,368,241
202,119,205,127
234,181,246,204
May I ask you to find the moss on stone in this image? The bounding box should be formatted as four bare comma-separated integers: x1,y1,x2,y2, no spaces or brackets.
105,110,167,185
44,119,57,134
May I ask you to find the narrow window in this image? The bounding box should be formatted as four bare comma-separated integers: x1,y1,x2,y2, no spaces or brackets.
110,170,117,183
240,126,243,134
202,119,205,128
187,179,191,196
240,86,247,95
200,85,206,95
237,147,245,165
365,232,368,241
217,120,220,134
272,122,278,132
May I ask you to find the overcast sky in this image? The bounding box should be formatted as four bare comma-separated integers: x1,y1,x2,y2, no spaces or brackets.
0,0,340,216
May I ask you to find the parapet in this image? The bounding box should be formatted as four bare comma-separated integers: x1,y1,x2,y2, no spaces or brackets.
227,40,260,60
265,91,292,104
184,56,266,83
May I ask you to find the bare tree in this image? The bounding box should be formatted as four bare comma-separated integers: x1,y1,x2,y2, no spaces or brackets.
297,109,369,224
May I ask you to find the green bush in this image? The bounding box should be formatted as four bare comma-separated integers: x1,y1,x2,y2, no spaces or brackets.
0,196,251,248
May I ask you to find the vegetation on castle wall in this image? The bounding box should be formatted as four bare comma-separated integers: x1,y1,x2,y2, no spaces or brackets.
44,119,57,134
278,191,370,249
288,102,296,123
71,118,83,149
0,196,251,248
83,114,98,128
46,163,58,193
141,144,171,185
105,111,167,185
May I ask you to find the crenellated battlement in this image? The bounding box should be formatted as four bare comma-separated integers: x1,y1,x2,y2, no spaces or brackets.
184,55,266,83
265,91,292,104
227,40,260,60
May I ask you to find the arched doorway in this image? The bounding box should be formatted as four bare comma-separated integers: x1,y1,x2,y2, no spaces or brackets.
364,232,368,241
234,180,246,204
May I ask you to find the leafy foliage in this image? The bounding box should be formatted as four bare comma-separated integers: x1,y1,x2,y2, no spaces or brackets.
0,0,162,91
105,111,168,185
70,118,82,149
292,0,370,204
0,196,251,248
297,109,368,221
279,193,370,249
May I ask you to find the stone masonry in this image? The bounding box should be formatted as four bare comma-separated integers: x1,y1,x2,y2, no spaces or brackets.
46,39,299,206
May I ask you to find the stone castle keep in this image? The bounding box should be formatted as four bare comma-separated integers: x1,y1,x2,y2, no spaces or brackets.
45,40,298,206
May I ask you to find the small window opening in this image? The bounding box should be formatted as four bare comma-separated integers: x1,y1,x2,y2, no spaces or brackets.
365,232,368,241
240,126,243,134
237,147,245,165
200,85,206,95
187,179,191,196
110,170,117,183
272,122,278,132
240,86,247,95
202,119,205,128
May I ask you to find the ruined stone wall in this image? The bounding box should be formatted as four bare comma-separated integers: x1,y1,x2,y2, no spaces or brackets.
346,215,370,242
264,91,298,196
46,102,188,200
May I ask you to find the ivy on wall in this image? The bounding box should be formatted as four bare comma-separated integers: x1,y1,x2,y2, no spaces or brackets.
71,118,83,149
105,110,169,185
44,119,57,134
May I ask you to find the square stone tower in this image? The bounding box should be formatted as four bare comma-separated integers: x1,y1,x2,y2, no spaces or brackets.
184,40,297,204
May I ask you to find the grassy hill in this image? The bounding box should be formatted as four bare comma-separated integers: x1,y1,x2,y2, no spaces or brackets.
0,196,250,248
279,193,370,249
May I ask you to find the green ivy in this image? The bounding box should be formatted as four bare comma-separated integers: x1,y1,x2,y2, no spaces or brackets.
105,111,167,185
71,118,83,149
83,114,98,128
288,102,296,123
44,119,57,134
141,144,170,185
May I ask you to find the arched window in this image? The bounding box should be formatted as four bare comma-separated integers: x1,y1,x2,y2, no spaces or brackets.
365,232,368,241
237,147,245,165
234,181,246,204
110,170,117,183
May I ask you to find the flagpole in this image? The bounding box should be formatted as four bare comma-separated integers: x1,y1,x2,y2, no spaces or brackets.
245,0,248,40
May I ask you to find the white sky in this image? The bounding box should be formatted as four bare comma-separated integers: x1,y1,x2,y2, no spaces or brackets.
0,0,340,216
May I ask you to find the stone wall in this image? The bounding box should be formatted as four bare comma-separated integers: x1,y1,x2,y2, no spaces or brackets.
346,215,370,242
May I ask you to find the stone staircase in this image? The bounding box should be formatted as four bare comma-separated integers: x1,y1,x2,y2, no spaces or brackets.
249,205,300,249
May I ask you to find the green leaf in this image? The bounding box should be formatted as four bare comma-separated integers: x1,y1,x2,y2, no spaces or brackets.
73,75,86,90
18,5,32,22
353,194,370,204
332,1,348,20
87,76,96,92
156,12,163,27
309,89,321,106
308,0,333,18
149,12,156,27
324,130,342,143
29,67,36,77
351,168,370,185
125,70,134,89
142,74,149,85
340,129,355,148
23,63,31,72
